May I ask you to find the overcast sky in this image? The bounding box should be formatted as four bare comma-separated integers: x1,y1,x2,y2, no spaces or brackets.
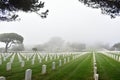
0,0,120,47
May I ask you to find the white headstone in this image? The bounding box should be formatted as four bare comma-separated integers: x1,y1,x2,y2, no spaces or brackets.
93,58,96,63
42,65,46,74
50,56,52,60
6,62,11,71
59,60,62,67
10,58,13,63
25,69,32,80
94,67,97,74
45,57,48,62
27,58,29,61
116,55,119,61
39,59,42,63
94,62,96,67
119,56,120,61
25,56,27,59
64,58,66,64
57,56,59,59
52,62,55,70
3,57,6,61
32,59,34,65
0,76,6,80
95,74,99,80
21,61,25,67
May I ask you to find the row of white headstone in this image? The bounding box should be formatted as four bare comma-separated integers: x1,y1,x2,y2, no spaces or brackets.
18,52,70,61
24,52,87,80
1,57,71,80
101,51,120,62
24,62,60,80
10,53,16,63
0,53,13,63
0,53,15,66
0,52,86,80
2,53,74,72
0,53,13,66
1,52,82,70
93,52,99,80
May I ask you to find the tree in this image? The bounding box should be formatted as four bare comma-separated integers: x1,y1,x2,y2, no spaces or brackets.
0,0,49,21
112,43,120,51
69,43,86,52
45,37,65,52
0,33,24,52
79,0,120,18
34,44,46,51
32,47,38,52
33,37,65,52
11,44,24,51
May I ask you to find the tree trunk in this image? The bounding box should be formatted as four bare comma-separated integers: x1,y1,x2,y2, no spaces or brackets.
5,43,9,53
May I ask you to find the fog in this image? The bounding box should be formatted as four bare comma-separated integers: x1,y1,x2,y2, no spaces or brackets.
0,0,120,47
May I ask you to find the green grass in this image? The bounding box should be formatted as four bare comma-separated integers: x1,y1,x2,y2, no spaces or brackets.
0,53,94,80
96,53,120,80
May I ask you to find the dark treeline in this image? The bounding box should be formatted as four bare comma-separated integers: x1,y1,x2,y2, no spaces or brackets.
32,37,86,52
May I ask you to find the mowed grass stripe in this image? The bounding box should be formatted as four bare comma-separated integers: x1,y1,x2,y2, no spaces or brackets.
65,53,93,80
36,53,94,80
96,53,120,80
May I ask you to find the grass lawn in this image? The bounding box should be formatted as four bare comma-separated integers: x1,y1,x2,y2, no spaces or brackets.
96,53,120,80
0,53,94,80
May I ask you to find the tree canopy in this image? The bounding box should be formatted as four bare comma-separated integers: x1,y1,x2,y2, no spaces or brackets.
79,0,120,18
0,33,24,52
112,43,120,50
0,0,49,21
11,44,24,51
32,47,38,52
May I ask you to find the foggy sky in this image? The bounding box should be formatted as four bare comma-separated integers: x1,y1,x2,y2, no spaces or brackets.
0,0,120,47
